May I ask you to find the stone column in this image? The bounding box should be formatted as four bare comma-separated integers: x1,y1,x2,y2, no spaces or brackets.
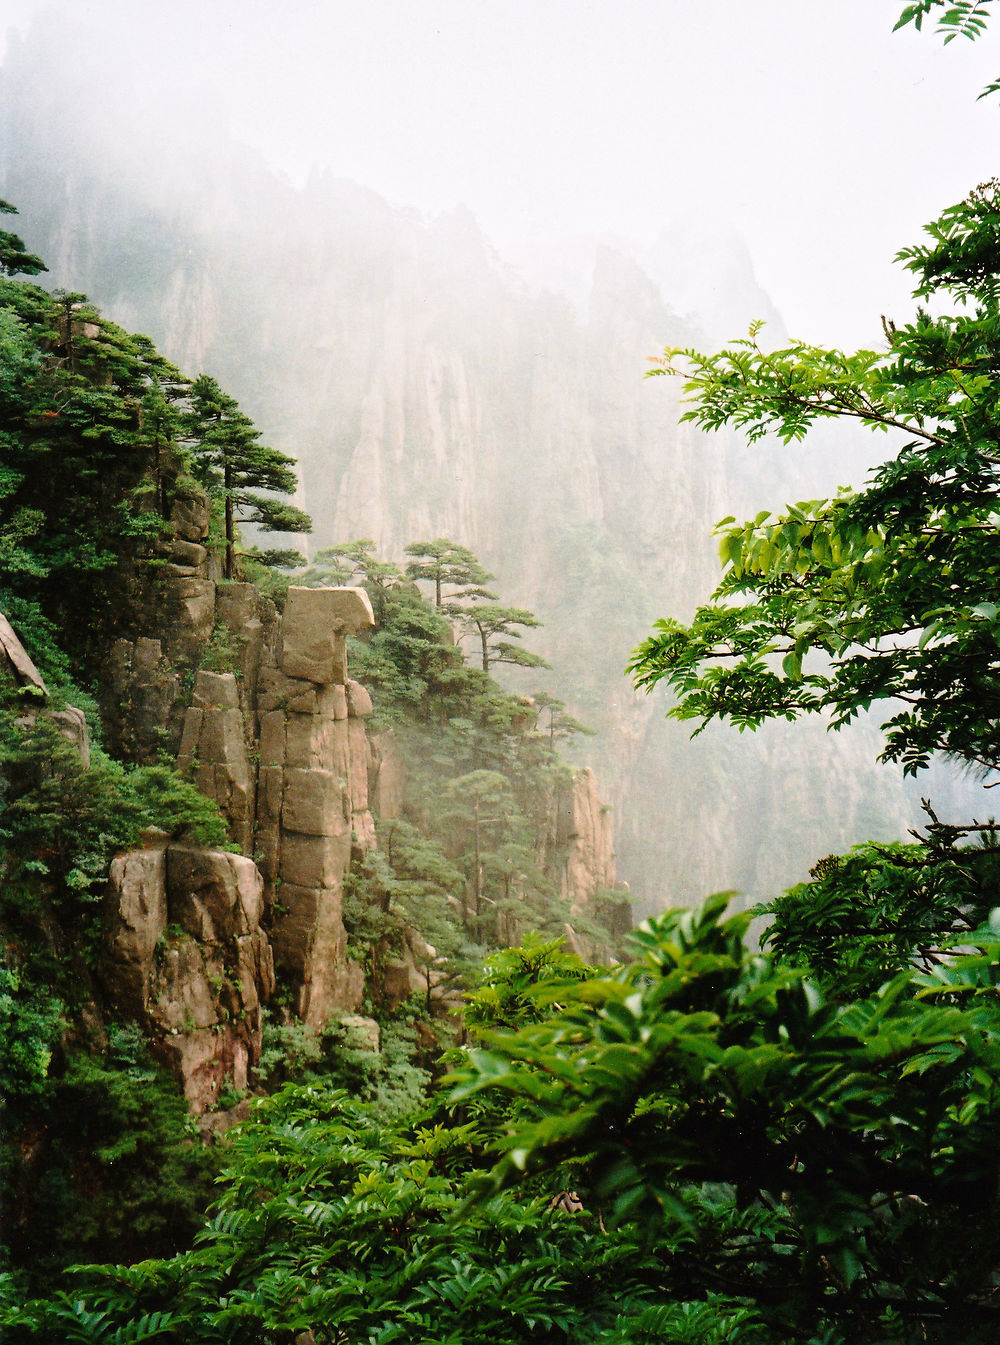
254,587,376,1028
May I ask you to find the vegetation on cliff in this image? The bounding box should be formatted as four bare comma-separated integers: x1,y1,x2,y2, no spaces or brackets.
0,219,293,1293
294,538,618,1018
5,9,1000,1341
0,211,622,1304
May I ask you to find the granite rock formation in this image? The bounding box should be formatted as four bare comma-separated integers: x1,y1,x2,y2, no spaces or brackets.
255,586,376,1027
178,671,255,855
100,842,275,1113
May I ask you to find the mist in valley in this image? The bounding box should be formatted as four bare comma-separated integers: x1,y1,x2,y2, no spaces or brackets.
2,0,996,915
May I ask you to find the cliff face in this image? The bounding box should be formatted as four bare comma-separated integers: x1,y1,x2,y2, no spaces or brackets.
58,456,382,1106
253,585,377,1027
70,477,622,1107
101,844,274,1113
0,25,923,915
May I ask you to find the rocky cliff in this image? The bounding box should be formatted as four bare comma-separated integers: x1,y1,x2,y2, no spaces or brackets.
95,576,381,1108
40,470,620,1109
0,24,924,917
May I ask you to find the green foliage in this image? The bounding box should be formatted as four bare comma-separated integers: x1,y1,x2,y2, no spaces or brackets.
2,1084,769,1344
895,1,1000,96
0,221,312,678
457,601,551,674
404,536,497,608
195,620,244,678
300,537,404,622
447,898,1000,1341
0,696,229,914
0,962,63,1103
532,690,595,745
0,200,47,277
1,1037,217,1297
347,583,462,724
631,182,1000,780
344,818,472,1002
16,904,1000,1341
0,692,229,1300
183,373,311,580
126,764,233,849
461,935,597,1035
260,1008,435,1119
301,541,589,965
760,818,1000,997
0,278,185,671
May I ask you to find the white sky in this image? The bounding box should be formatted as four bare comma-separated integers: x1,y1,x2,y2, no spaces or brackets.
1,0,998,346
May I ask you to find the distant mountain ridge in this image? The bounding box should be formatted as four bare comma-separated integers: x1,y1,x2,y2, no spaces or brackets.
0,13,929,912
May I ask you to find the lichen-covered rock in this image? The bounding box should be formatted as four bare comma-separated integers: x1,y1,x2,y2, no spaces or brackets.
99,844,274,1113
280,586,374,683
162,538,208,569
170,488,211,543
347,720,369,812
99,637,178,764
105,849,169,964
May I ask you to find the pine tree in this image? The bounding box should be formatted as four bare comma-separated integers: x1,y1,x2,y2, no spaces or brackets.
458,602,551,674
184,374,311,579
404,537,497,608
0,201,46,278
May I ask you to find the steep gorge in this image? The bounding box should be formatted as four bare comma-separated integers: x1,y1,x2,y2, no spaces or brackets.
0,19,924,913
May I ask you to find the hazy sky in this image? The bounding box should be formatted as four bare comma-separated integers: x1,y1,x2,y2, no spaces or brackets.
1,0,997,345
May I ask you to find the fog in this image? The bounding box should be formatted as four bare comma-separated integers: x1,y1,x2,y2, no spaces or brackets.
1,0,996,911
2,0,997,346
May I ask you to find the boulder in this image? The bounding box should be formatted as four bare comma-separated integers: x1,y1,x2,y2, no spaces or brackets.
280,586,374,684
99,844,274,1114
0,611,47,693
346,679,373,718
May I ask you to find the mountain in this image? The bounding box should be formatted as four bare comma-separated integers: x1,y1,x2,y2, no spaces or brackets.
0,14,929,914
